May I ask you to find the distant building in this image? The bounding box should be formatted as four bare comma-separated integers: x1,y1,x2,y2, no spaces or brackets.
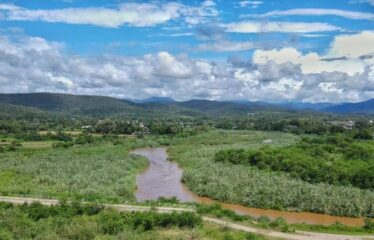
327,120,355,129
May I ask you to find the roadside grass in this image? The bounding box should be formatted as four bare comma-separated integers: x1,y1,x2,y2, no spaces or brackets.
0,201,269,240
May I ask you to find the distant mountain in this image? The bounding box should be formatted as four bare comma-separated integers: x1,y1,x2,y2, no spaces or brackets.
322,99,374,114
131,97,176,104
3,92,370,118
0,93,140,117
0,93,292,118
177,99,287,114
279,102,337,111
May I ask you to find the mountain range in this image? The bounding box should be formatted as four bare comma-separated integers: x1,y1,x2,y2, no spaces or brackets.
0,93,372,118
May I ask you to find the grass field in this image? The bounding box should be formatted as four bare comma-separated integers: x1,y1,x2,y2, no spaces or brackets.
168,130,374,217
0,139,159,203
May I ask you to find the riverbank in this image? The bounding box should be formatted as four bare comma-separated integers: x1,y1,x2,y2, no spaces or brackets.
133,146,372,227
166,130,374,219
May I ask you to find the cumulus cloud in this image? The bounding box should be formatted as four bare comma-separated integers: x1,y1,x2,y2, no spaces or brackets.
0,33,373,103
245,8,374,21
252,31,374,76
253,47,366,76
224,21,341,33
0,1,218,28
327,31,374,58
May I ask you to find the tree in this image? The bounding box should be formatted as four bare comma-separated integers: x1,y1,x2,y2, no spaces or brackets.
95,119,116,134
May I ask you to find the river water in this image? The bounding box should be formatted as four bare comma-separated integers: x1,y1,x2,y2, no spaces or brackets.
131,147,367,226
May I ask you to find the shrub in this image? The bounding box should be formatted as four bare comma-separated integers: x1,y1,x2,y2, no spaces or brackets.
364,218,374,231
98,210,124,235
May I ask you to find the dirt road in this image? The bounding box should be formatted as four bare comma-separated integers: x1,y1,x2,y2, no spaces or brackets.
0,196,373,240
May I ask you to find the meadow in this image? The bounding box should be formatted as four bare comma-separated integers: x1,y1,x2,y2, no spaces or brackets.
168,130,374,217
0,138,158,203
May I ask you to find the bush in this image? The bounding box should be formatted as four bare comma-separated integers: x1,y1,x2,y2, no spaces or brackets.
98,210,124,234
364,218,374,231
129,211,201,231
214,135,374,190
52,142,74,148
74,134,94,145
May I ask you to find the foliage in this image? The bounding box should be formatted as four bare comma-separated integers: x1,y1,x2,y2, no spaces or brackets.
169,130,374,217
0,143,150,202
214,134,374,190
364,218,374,231
0,201,203,239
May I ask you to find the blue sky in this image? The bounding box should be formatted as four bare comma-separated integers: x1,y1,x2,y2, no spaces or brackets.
0,0,373,102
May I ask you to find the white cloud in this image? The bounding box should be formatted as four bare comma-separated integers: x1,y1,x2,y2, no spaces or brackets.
197,40,254,52
253,47,365,75
300,34,328,38
327,31,374,58
0,33,373,103
252,31,374,76
168,32,194,37
238,1,263,8
0,1,218,28
224,21,341,33
246,8,374,21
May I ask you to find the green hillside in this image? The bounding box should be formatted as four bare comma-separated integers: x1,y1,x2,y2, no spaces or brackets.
0,93,294,118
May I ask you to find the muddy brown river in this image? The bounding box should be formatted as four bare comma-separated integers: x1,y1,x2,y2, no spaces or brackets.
131,147,367,226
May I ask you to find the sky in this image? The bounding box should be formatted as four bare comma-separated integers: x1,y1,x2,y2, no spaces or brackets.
0,0,373,102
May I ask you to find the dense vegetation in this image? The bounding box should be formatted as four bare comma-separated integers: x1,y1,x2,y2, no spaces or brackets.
215,134,374,189
0,201,205,240
168,130,374,217
1,93,374,238
0,141,152,202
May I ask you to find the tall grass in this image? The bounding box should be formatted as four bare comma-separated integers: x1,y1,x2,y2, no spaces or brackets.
169,130,374,217
0,142,149,202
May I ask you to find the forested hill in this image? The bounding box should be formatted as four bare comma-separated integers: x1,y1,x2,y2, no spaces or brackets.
1,92,372,118
0,93,291,118
323,99,374,114
0,103,54,120
0,93,140,117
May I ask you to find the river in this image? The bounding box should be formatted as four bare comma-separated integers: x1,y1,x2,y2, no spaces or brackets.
131,147,367,226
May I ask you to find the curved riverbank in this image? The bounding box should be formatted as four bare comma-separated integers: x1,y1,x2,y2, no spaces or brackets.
132,147,370,227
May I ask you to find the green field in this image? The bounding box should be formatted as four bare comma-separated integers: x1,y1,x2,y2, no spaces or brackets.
168,130,374,217
1,128,374,238
0,140,155,203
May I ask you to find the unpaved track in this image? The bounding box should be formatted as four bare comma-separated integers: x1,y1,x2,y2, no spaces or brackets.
1,196,373,240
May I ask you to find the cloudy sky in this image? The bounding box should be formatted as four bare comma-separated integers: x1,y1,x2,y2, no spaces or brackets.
0,0,373,102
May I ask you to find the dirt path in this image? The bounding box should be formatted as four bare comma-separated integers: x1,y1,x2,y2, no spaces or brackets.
204,217,374,240
1,196,373,240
